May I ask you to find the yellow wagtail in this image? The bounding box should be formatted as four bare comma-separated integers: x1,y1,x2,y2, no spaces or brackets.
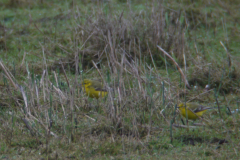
178,103,217,120
81,79,107,99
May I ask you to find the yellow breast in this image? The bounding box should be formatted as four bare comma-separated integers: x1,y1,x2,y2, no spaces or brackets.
85,86,107,99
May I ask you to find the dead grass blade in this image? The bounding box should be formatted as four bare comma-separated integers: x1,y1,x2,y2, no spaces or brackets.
0,60,18,89
157,45,191,89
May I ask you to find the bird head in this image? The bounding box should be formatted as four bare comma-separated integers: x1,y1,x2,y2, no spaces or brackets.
178,103,184,108
82,79,92,86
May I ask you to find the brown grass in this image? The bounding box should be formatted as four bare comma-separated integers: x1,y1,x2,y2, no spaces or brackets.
0,0,240,159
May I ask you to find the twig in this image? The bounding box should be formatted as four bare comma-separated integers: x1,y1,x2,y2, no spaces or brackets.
22,118,35,136
160,109,170,125
214,88,223,119
220,41,231,67
172,124,197,128
0,60,18,89
29,114,58,138
60,61,70,88
19,85,29,114
20,51,27,67
84,114,96,122
157,45,191,89
91,60,104,82
187,89,214,102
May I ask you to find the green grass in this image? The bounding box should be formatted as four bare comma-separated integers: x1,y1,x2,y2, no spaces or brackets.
0,0,240,159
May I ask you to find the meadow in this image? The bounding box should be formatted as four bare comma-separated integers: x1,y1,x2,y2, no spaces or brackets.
0,0,240,159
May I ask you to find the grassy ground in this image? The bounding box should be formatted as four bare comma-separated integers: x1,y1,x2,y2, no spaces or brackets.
0,0,240,159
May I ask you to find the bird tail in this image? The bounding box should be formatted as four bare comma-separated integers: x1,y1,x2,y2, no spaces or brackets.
194,107,220,113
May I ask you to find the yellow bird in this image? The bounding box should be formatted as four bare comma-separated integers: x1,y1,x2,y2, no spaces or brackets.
82,79,108,99
178,103,216,120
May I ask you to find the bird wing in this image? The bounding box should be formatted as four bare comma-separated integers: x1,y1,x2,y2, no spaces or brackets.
91,80,107,92
193,105,211,113
94,87,107,92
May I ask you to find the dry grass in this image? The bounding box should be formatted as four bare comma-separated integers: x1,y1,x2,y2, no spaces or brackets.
0,0,240,159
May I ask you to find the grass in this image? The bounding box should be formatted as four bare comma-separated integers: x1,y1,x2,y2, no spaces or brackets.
0,0,240,159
